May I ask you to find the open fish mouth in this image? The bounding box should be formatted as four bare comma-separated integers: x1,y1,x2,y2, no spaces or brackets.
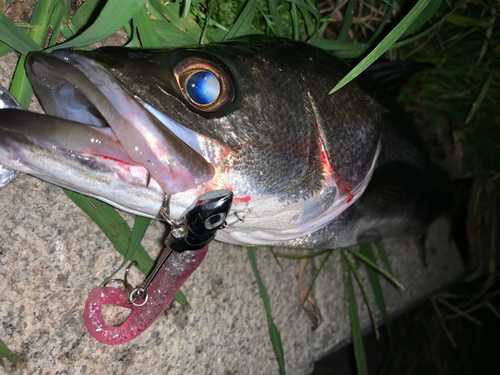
26,50,216,197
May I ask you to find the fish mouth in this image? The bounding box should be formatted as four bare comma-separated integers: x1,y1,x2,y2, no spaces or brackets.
25,50,215,197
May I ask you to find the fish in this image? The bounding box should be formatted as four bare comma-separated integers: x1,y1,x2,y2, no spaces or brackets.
0,36,452,249
0,86,20,188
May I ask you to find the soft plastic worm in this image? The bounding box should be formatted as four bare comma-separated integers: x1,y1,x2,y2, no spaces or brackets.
84,246,207,345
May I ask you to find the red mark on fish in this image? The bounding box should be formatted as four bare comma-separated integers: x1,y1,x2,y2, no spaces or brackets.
315,123,354,203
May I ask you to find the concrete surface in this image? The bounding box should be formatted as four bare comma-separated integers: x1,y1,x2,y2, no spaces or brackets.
0,52,465,374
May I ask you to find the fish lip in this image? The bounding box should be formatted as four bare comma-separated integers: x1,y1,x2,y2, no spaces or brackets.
26,50,215,195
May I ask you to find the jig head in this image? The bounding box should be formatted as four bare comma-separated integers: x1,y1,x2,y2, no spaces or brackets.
84,190,233,345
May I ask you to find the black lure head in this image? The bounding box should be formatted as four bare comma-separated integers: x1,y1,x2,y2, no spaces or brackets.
166,190,233,252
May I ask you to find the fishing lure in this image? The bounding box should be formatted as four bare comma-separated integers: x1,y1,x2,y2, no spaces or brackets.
84,190,233,344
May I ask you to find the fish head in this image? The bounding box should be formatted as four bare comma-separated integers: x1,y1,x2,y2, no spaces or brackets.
20,38,384,245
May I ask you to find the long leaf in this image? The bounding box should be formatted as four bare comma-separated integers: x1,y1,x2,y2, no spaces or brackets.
344,247,404,290
465,69,495,125
9,0,56,106
101,215,151,285
149,0,203,43
64,190,154,274
267,0,285,37
330,0,433,94
337,0,357,42
60,0,101,39
134,5,162,48
359,244,390,324
375,241,393,275
0,338,23,368
286,0,320,38
0,17,41,55
223,0,257,41
247,247,285,375
345,260,367,375
47,0,146,51
359,243,394,374
400,0,442,39
343,249,379,339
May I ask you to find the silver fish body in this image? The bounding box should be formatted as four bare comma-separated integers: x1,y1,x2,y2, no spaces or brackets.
0,37,451,248
0,86,21,188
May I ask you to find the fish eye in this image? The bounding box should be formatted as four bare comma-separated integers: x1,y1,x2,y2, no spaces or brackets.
185,71,220,105
173,57,234,112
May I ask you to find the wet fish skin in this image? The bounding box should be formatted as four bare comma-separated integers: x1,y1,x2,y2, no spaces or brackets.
0,37,451,248
0,86,21,188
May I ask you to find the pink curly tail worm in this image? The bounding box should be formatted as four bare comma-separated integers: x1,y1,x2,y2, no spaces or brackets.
84,246,208,345
84,189,233,345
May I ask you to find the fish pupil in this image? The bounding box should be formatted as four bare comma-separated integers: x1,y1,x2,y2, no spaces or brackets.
185,71,220,105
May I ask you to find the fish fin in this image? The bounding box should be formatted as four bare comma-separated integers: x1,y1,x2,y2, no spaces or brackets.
358,161,421,214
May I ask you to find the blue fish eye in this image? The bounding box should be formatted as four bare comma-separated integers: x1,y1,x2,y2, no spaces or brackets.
185,71,220,105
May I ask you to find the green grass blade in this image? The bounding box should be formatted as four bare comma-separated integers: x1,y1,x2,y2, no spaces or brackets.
149,0,203,43
133,5,162,48
124,22,142,47
330,0,433,94
297,3,315,38
345,263,367,375
359,244,390,324
64,190,154,274
101,215,151,285
275,248,334,260
0,338,23,368
286,0,320,38
359,243,394,374
465,69,495,125
173,288,190,308
247,247,285,375
200,0,214,44
9,58,31,107
0,41,15,58
267,0,285,37
48,0,71,47
9,0,56,106
344,247,404,290
307,37,370,54
183,0,192,19
375,241,393,275
223,0,257,41
290,3,299,41
343,249,379,339
151,19,199,46
337,0,356,42
298,249,333,313
60,0,101,38
400,0,443,39
47,0,146,51
342,249,349,320
0,17,42,55
269,247,284,271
